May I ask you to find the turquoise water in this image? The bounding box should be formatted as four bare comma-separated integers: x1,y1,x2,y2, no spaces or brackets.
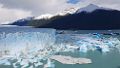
0,50,120,68
55,50,120,68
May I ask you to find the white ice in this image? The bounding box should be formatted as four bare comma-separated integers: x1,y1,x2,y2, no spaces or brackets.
0,30,120,68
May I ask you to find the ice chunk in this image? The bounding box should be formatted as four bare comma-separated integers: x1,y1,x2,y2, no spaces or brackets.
20,59,29,66
29,65,34,68
79,44,88,53
101,45,110,53
44,59,55,68
0,59,11,65
34,62,43,67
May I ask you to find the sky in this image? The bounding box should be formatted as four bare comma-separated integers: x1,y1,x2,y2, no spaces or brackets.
0,0,120,24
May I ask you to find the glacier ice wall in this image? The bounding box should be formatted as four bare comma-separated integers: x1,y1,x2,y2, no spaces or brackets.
56,34,120,53
0,29,56,56
0,29,56,68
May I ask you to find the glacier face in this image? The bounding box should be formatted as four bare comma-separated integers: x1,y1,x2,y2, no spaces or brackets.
0,29,56,56
0,29,120,68
56,34,120,53
0,28,56,68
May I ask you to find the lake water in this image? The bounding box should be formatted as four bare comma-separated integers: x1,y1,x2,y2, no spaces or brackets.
55,50,120,68
0,26,120,68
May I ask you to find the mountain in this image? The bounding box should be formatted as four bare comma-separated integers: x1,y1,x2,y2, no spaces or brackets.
10,17,34,26
10,4,120,30
34,14,54,20
10,13,71,26
10,7,77,26
36,9,120,30
76,4,111,13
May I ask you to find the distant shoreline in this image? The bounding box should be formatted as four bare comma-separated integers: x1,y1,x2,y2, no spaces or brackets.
0,26,120,34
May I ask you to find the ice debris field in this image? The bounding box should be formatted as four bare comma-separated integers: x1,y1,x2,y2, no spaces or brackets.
0,29,120,68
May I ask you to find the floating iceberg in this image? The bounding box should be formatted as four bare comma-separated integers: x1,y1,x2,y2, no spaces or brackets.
50,55,92,64
44,58,55,68
0,59,11,65
79,44,88,53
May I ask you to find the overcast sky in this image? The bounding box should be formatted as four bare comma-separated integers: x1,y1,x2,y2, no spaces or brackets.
0,0,120,24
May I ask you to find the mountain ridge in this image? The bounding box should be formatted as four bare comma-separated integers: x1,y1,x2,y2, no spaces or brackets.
76,4,112,13
9,4,120,30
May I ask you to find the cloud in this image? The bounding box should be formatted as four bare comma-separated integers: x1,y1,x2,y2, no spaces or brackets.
0,4,32,24
0,0,90,15
93,0,120,10
0,0,120,24
0,0,82,24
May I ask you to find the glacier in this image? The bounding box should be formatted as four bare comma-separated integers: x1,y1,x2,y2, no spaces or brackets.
0,28,56,68
56,34,120,53
0,29,120,68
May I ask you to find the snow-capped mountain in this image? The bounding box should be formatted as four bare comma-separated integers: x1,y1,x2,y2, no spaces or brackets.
9,4,120,30
10,6,77,26
34,7,77,20
34,14,54,20
76,4,111,13
11,4,111,24
11,17,34,26
33,4,120,30
33,4,119,22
